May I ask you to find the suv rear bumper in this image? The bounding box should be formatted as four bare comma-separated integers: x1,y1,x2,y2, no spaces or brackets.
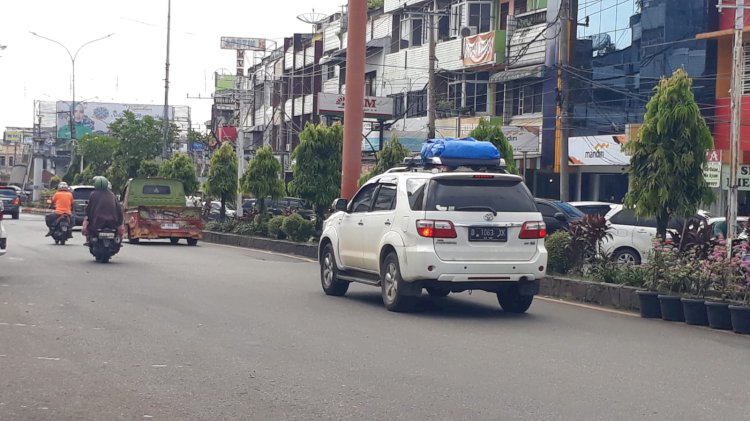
422,279,540,295
399,247,547,283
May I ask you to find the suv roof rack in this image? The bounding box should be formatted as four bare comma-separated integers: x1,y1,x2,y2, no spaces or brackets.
383,156,508,174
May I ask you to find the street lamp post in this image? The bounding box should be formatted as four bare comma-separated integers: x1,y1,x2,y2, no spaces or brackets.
30,31,114,173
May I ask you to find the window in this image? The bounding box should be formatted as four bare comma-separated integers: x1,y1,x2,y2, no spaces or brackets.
143,185,172,195
390,93,405,117
448,82,463,109
495,84,506,118
744,43,750,95
373,185,397,211
465,72,489,113
406,89,427,117
350,184,377,213
468,2,493,34
325,65,336,81
515,0,528,15
365,71,377,97
426,179,537,213
610,209,637,226
500,2,510,30
557,202,585,218
536,202,558,217
7,156,13,167
512,81,543,116
400,15,424,48
0,156,5,167
72,188,94,201
450,3,464,38
407,178,428,210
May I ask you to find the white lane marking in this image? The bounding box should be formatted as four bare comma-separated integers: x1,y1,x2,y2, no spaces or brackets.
0,323,8,326
7,257,24,261
143,416,154,419
36,357,61,361
208,242,316,263
14,324,27,327
0,355,6,357
537,296,638,317
151,364,167,368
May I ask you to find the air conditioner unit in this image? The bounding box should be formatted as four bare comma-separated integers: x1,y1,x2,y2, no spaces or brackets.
460,26,478,38
285,143,291,152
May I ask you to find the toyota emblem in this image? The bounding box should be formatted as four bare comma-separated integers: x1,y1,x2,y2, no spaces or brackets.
483,213,495,222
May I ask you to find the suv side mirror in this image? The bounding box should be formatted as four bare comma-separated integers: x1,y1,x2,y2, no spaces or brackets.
554,212,567,222
333,198,348,212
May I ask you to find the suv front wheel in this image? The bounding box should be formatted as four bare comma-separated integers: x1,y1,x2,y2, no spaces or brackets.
381,252,416,312
497,287,533,313
320,243,349,296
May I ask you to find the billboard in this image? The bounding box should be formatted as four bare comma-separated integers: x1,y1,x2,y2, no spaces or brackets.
568,135,631,166
55,101,173,140
215,74,236,92
318,93,394,119
220,37,266,51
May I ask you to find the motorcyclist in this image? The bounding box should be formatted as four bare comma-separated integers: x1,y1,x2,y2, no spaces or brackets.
82,176,124,245
45,182,74,237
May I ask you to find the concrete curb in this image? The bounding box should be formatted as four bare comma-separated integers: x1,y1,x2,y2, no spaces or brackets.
21,207,49,215
202,231,640,312
202,231,318,259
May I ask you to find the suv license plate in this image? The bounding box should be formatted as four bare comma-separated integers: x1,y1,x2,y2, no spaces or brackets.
469,226,507,242
99,232,115,239
161,223,180,230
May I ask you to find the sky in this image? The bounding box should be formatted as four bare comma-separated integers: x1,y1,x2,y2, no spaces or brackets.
0,0,345,133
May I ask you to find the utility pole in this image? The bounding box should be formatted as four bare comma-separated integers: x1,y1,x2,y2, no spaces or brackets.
427,0,437,139
162,0,172,159
722,0,746,251
236,72,246,218
556,0,571,201
340,0,368,199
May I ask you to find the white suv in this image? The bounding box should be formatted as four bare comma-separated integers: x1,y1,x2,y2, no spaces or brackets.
0,201,7,257
318,170,547,312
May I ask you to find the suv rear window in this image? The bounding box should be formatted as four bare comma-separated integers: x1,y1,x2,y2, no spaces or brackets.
72,188,94,201
0,189,16,197
425,178,537,213
143,185,172,195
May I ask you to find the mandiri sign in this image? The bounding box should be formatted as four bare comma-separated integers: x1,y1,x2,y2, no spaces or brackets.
318,93,393,119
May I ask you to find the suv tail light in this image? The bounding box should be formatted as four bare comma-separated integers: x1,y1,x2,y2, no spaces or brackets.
416,219,457,238
11,197,20,206
519,221,546,239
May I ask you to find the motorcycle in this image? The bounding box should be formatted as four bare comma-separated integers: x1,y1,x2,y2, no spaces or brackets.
51,214,73,245
89,228,122,263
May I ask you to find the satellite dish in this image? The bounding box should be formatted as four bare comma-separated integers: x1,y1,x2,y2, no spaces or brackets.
297,9,329,32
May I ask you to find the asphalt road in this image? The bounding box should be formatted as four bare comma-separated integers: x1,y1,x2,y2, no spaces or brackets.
1,214,749,420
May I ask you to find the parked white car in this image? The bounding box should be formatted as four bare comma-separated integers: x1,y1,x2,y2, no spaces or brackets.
319,168,547,312
0,201,7,257
569,201,616,217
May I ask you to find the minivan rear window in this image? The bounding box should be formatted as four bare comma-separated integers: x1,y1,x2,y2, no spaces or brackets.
143,185,172,195
425,178,537,213
72,188,94,201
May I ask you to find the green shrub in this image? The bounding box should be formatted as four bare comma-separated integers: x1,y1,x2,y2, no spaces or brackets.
546,231,572,274
232,223,256,235
282,214,313,242
590,260,647,287
252,215,270,237
268,216,287,239
204,221,223,232
49,176,61,189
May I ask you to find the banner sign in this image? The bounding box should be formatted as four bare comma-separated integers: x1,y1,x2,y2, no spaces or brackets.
55,101,173,140
704,150,722,188
318,93,393,119
503,126,539,153
569,135,631,166
220,37,266,51
721,164,750,191
463,32,495,67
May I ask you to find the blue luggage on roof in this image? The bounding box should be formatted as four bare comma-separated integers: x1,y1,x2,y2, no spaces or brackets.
420,137,501,167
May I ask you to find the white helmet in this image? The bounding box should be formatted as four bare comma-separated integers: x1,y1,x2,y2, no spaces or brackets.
58,182,69,191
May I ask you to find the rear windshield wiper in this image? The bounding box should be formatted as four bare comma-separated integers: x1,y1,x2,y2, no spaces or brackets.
454,206,497,216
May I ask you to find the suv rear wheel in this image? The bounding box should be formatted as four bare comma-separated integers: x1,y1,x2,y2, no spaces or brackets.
320,243,349,296
497,287,533,313
613,247,641,265
381,252,416,312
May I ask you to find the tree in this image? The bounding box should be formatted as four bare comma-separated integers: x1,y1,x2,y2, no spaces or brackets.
159,152,199,195
358,136,410,186
368,0,384,9
241,145,285,215
289,123,343,230
205,142,238,220
137,160,160,177
77,134,118,175
108,110,178,179
623,68,714,240
469,118,517,174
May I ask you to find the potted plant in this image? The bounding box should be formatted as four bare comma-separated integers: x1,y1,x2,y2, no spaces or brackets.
655,242,686,322
728,240,750,334
703,241,738,330
636,239,671,319
680,256,710,326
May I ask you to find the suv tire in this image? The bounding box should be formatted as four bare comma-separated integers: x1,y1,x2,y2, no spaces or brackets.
381,252,416,312
613,247,641,265
320,243,349,296
12,211,19,220
497,287,533,313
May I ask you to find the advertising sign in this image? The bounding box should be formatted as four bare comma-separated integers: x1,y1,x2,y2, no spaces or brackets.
216,74,236,91
463,32,495,67
721,164,750,191
568,135,631,166
220,37,266,51
4,130,22,143
318,93,393,119
55,101,173,140
503,126,539,153
704,150,722,188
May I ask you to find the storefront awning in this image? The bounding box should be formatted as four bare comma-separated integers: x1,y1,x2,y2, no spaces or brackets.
321,38,389,65
490,65,546,84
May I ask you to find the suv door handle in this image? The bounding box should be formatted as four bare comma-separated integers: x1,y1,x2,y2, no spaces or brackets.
358,220,364,226
384,220,391,226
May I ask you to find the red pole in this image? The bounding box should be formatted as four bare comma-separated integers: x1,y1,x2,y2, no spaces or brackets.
340,0,368,200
